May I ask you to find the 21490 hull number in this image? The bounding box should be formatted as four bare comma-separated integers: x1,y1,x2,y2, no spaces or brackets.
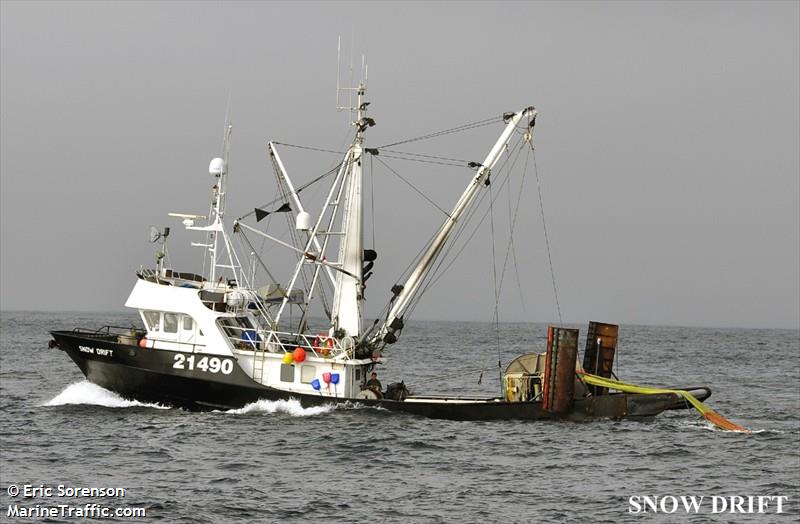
173,354,234,375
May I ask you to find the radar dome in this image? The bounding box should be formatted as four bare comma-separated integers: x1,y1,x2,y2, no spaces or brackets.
295,211,312,231
209,157,225,176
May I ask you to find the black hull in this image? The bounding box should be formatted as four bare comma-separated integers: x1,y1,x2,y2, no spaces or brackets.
50,331,705,421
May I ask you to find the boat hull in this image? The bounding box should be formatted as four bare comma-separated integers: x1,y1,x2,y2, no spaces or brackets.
50,330,701,421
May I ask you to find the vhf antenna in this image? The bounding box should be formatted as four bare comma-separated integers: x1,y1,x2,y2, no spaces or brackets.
336,36,368,125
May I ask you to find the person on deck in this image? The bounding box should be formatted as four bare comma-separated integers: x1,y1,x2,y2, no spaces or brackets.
366,372,382,394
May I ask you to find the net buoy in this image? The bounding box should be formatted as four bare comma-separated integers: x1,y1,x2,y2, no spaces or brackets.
314,334,334,356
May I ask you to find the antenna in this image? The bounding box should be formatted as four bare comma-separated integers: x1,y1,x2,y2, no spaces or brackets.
148,226,171,243
335,36,368,123
149,226,162,243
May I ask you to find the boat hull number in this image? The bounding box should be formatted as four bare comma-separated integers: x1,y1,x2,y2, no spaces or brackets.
173,354,234,375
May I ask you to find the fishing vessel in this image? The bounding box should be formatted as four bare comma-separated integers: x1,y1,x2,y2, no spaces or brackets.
49,69,746,430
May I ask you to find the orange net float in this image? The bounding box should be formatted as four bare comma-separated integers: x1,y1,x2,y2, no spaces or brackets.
314,334,334,356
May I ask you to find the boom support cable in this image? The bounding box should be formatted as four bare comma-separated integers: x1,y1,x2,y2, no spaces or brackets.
532,145,563,325
488,181,502,388
374,156,451,217
377,115,502,149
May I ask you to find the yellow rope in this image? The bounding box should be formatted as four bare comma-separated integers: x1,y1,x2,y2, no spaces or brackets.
577,372,749,433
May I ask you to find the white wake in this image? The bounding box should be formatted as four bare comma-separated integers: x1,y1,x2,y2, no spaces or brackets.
43,381,168,409
225,398,334,417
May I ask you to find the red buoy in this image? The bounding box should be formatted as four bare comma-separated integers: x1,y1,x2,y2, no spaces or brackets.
293,347,306,363
138,338,148,349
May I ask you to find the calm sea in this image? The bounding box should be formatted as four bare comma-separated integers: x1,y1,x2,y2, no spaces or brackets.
1,311,798,523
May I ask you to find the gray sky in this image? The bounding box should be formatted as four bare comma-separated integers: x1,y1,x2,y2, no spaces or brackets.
2,1,798,329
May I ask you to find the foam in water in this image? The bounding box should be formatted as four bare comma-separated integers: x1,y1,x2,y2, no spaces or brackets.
44,381,168,409
225,398,334,417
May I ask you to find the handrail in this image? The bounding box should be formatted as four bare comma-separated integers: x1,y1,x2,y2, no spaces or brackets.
69,326,210,354
222,324,353,360
71,325,145,337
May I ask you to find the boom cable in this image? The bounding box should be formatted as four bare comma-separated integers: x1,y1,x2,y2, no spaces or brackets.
377,115,502,148
532,145,563,325
374,156,451,217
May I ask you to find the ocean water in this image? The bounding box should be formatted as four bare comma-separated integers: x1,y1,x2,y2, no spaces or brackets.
1,311,798,523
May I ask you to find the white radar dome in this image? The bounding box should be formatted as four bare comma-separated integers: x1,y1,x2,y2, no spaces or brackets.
209,157,225,176
295,211,313,231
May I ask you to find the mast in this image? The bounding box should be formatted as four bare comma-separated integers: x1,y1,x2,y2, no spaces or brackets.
173,123,239,287
374,107,536,344
330,81,370,337
209,124,232,283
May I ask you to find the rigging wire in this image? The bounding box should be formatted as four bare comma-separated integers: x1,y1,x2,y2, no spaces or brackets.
374,156,451,217
377,115,502,148
376,154,465,168
412,134,526,300
238,161,343,222
364,136,523,334
488,180,503,389
398,131,530,378
532,145,563,325
498,144,530,314
378,149,471,165
270,142,345,155
369,153,376,249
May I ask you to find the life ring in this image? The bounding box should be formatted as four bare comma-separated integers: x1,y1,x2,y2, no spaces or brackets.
314,334,334,356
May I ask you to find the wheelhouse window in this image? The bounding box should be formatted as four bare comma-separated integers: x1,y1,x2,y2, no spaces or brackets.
182,316,194,331
163,313,178,333
142,311,160,331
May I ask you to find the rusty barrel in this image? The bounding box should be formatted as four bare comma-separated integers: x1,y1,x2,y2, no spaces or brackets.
542,326,579,414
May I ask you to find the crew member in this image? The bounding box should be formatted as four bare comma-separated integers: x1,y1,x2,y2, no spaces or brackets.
366,372,382,393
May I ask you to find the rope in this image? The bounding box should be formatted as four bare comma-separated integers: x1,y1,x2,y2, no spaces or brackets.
532,146,563,325
405,366,495,388
374,156,451,217
376,153,466,168
271,142,345,155
508,147,528,313
496,143,529,307
379,149,471,165
377,115,502,148
577,372,750,433
417,135,526,296
488,181,502,389
238,161,342,221
237,228,281,287
369,153,376,249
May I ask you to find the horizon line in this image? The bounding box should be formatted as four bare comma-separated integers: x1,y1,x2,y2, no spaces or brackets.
1,308,797,332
